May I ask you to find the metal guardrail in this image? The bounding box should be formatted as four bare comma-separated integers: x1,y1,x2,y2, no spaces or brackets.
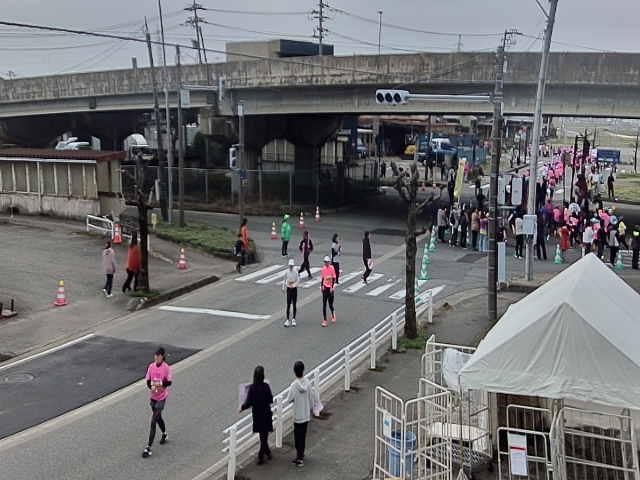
86,214,114,237
217,288,434,480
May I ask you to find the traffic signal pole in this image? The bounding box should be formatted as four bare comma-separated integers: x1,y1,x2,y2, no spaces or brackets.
525,0,559,281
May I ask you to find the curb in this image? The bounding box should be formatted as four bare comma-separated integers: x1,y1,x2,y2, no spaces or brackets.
129,274,220,311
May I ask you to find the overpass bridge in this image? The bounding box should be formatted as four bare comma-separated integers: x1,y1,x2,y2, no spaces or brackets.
2,51,640,119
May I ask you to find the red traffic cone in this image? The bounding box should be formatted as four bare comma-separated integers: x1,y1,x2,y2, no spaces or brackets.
177,248,188,270
270,221,277,240
112,223,123,245
315,206,320,222
54,280,68,306
298,212,304,229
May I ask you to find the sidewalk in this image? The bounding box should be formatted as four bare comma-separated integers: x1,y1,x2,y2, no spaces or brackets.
238,289,525,480
0,214,234,357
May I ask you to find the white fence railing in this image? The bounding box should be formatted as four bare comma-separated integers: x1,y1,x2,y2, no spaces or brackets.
86,214,114,237
217,289,435,480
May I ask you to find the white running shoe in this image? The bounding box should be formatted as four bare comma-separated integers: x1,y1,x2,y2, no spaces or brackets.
291,319,297,327
284,319,290,328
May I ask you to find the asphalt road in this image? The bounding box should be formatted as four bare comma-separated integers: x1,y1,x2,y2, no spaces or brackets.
1,197,636,479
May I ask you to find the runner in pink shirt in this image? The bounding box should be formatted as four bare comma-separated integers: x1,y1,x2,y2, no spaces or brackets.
142,347,173,458
320,256,336,327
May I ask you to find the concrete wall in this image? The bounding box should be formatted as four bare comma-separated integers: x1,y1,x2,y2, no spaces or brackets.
3,52,640,104
0,193,99,219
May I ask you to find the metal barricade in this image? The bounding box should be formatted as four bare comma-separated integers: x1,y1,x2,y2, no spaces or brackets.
497,426,551,480
421,337,492,476
551,406,640,480
373,383,453,480
86,215,113,237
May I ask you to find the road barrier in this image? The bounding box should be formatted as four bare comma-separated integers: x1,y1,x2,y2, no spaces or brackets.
216,288,435,480
86,215,114,237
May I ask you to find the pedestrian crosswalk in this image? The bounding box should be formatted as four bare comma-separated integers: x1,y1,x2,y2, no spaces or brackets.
235,264,445,301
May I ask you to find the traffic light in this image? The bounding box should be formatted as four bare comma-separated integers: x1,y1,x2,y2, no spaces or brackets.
229,146,238,170
375,89,409,105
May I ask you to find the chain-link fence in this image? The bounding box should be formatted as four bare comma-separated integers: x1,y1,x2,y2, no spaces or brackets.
121,165,379,211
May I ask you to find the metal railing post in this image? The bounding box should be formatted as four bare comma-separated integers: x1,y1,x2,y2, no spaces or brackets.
311,369,319,392
227,426,237,480
344,348,351,391
427,290,433,324
275,396,284,448
369,329,377,370
391,312,398,351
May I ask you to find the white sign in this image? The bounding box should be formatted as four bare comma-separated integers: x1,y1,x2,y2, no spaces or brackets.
511,176,523,206
237,103,244,117
497,241,506,284
508,433,528,476
498,176,506,205
180,89,191,108
382,410,392,438
522,214,537,236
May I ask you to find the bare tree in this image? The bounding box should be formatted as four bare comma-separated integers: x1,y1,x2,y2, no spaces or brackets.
391,161,439,339
124,153,155,291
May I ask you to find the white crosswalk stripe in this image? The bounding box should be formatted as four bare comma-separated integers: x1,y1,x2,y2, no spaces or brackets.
236,264,447,301
256,268,288,284
343,273,383,293
236,264,282,282
366,279,401,297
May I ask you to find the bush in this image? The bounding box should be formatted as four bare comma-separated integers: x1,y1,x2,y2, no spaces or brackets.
155,222,256,260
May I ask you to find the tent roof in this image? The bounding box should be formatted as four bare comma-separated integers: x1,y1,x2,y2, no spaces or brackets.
459,254,640,410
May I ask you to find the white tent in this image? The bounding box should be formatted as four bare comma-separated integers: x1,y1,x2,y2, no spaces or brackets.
459,253,640,410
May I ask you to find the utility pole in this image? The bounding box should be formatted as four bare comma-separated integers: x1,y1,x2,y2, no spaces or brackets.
238,102,245,221
377,10,383,56
158,0,173,224
176,45,185,228
525,0,559,281
634,126,639,173
312,1,328,56
456,34,463,52
184,1,206,64
145,19,168,221
488,31,510,322
569,135,578,201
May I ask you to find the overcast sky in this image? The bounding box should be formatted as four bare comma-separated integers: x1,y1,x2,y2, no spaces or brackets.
2,0,640,78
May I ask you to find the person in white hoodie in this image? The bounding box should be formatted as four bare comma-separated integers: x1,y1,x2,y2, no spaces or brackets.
282,259,300,328
286,361,312,467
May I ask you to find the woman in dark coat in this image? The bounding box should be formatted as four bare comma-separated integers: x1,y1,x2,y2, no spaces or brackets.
241,365,274,465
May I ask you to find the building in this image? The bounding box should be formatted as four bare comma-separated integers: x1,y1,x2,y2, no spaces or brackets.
226,39,334,62
0,148,125,219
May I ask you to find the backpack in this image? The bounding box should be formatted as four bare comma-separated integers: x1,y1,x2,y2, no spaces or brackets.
233,239,243,256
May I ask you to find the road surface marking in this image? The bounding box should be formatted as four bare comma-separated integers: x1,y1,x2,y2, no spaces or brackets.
0,230,430,452
256,268,289,284
295,267,322,287
158,306,271,320
366,279,401,296
235,264,282,282
0,334,95,373
343,273,383,293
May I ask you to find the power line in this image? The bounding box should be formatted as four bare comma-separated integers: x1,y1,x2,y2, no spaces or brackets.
329,6,502,38
0,41,114,51
201,7,309,16
328,30,453,53
0,19,382,76
201,20,313,40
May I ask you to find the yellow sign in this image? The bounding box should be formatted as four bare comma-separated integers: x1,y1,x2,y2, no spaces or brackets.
453,157,466,203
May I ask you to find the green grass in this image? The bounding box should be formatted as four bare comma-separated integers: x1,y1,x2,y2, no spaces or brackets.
397,327,430,350
155,222,245,258
614,173,640,202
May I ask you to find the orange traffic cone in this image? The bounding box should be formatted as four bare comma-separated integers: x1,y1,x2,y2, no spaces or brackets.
177,248,188,270
299,212,304,228
315,206,320,222
270,222,277,240
54,280,68,306
112,223,122,245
